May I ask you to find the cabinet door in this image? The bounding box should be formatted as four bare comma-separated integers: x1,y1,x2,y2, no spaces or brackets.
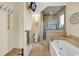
0,11,8,56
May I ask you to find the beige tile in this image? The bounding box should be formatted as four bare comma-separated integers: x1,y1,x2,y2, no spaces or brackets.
28,42,50,56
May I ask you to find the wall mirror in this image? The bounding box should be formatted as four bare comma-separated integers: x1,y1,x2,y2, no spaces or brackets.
69,12,79,24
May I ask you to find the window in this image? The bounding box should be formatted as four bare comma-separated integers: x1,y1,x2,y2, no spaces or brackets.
48,24,57,30
59,14,64,29
47,13,64,30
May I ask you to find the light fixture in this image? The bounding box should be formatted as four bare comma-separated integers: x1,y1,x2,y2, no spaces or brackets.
35,17,38,22
49,11,53,15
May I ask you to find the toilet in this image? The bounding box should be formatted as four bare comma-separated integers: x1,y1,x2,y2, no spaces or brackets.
34,32,39,42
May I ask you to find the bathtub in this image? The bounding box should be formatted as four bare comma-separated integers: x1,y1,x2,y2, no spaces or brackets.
50,40,79,56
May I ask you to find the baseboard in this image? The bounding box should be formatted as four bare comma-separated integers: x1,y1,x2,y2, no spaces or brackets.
24,44,32,56
4,48,13,56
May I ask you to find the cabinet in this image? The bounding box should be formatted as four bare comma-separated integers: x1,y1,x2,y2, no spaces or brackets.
0,11,8,55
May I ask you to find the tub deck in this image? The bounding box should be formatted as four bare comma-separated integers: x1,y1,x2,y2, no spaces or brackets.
49,35,79,48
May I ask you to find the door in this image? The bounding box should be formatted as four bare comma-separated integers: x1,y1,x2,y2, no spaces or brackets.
0,11,8,56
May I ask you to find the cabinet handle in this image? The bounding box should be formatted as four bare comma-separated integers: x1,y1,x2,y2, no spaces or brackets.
8,14,10,30
25,30,27,32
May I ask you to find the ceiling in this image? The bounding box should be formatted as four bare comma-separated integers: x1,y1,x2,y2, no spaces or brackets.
32,2,69,14
43,6,64,16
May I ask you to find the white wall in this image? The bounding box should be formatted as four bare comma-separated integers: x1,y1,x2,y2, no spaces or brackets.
13,2,25,48
0,2,32,55
0,2,15,55
19,3,24,48
66,2,79,37
0,11,8,56
13,2,26,48
40,12,43,41
13,3,21,48
24,3,32,55
8,2,32,55
24,3,32,31
7,2,15,51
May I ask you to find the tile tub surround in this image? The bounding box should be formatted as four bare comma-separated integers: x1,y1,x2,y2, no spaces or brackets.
66,36,79,48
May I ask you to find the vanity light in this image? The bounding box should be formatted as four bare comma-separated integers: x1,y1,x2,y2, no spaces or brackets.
35,17,38,22
49,11,53,15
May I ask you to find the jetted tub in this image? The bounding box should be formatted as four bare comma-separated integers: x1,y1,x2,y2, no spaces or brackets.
50,40,79,56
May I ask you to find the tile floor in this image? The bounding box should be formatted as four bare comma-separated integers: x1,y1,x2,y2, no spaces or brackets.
5,40,50,56
28,41,50,56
